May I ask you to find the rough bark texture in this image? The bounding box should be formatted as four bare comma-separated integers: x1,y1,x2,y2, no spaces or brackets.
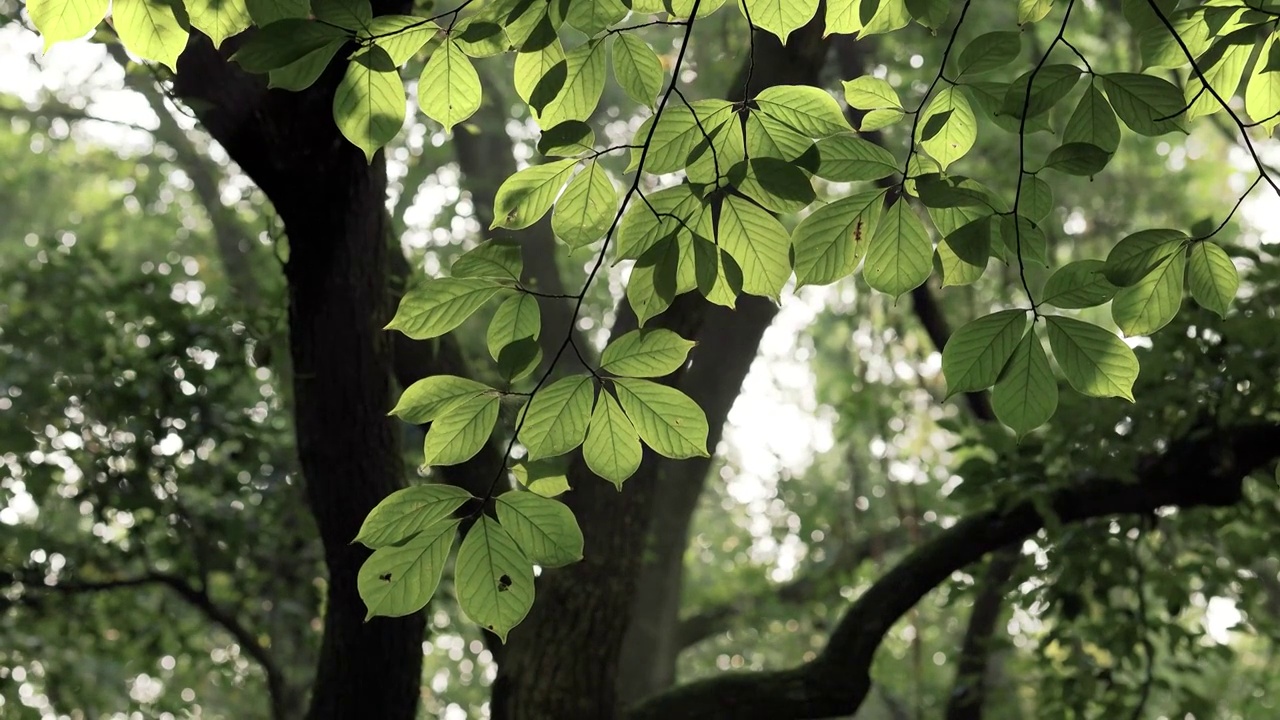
172,26,424,719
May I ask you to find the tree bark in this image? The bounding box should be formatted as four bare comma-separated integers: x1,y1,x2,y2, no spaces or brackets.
172,29,424,720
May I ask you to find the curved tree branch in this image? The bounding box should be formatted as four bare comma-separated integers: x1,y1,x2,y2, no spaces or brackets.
13,570,289,719
628,421,1280,719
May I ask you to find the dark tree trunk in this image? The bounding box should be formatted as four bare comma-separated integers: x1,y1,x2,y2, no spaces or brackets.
280,159,424,720
172,27,423,719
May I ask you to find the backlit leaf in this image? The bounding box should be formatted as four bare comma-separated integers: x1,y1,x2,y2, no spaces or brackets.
456,516,534,642
518,374,595,460
583,391,642,487
612,378,709,459
419,40,482,132
600,328,696,378
1046,315,1138,401
864,199,932,297
992,328,1058,437
355,485,472,548
495,491,584,568
942,310,1028,396
424,392,500,466
358,519,458,619
387,278,505,340
1187,241,1239,317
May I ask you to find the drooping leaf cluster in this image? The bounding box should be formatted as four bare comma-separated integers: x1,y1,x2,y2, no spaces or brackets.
24,0,1275,636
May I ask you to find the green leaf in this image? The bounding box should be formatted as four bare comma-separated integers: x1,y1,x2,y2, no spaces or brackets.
358,519,458,619
944,216,996,267
612,33,665,108
538,40,607,128
917,86,977,170
941,310,1028,396
813,134,898,182
455,516,534,642
388,278,505,340
693,240,744,308
792,190,884,287
453,17,507,57
1103,229,1187,286
745,111,816,160
355,485,473,548
1018,176,1054,223
452,240,523,282
1111,251,1186,336
935,236,987,287
512,460,571,498
268,39,347,91
1187,242,1239,317
583,391,642,487
418,40,482,133
514,38,566,114
232,19,349,72
755,85,853,138
842,76,903,110
333,46,405,163
552,161,617,249
1246,36,1280,134
600,329,696,378
860,0,910,37
566,0,628,35
728,158,815,215
491,159,578,231
27,0,109,49
957,31,1021,76
1101,72,1185,136
518,374,596,460
615,184,711,260
741,0,820,44
1000,215,1048,267
391,374,491,426
825,0,861,34
611,378,709,459
1064,84,1121,153
1045,316,1138,401
1018,0,1053,24
1043,142,1112,176
313,0,370,30
366,15,437,66
1186,38,1251,121
717,195,792,300
186,0,251,48
1002,64,1082,120
630,100,733,174
245,0,308,24
496,338,542,384
992,328,1058,437
538,121,596,158
626,235,687,325
1040,259,1119,309
495,491,584,568
863,199,932,297
112,0,189,71
487,294,541,360
684,113,747,187
424,391,500,466
905,0,949,28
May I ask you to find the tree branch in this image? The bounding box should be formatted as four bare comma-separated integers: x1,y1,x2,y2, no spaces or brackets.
15,570,289,719
628,421,1280,719
674,525,918,650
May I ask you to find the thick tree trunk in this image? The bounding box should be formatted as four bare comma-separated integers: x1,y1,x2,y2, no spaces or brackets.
172,29,423,719
279,159,424,720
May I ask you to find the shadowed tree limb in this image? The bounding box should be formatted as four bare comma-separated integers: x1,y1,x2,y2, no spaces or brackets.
11,570,290,719
628,421,1280,719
